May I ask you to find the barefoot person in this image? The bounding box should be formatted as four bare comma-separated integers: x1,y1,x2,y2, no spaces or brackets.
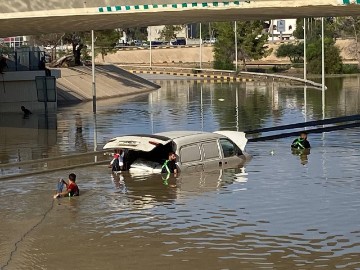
53,173,79,198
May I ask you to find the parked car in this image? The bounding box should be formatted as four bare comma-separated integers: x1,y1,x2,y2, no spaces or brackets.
171,37,186,46
204,38,216,44
103,130,250,174
133,40,143,46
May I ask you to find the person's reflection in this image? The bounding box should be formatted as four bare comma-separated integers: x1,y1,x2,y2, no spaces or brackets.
291,148,311,165
111,172,127,193
75,114,87,152
161,173,178,188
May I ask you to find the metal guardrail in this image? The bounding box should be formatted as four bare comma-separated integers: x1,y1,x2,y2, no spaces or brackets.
122,65,326,89
239,71,326,90
0,49,46,72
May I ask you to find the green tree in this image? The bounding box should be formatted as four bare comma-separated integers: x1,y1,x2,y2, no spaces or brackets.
124,27,148,41
160,25,183,42
293,18,337,40
307,38,342,74
93,29,120,61
63,32,89,65
276,42,304,63
213,21,269,70
293,18,343,74
213,22,234,70
28,33,65,60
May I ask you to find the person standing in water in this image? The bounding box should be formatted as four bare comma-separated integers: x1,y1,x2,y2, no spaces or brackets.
161,151,178,175
291,131,311,150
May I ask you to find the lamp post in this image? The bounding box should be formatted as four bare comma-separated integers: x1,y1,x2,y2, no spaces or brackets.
303,18,307,82
199,23,202,69
321,17,325,120
149,26,152,69
235,21,238,71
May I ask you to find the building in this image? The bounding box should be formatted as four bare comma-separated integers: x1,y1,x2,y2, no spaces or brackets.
266,19,297,41
0,36,29,49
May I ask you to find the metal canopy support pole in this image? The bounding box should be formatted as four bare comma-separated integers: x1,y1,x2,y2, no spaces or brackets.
304,18,307,124
235,21,238,71
93,114,98,162
91,30,96,114
199,22,202,69
303,18,307,81
321,17,325,120
149,26,152,68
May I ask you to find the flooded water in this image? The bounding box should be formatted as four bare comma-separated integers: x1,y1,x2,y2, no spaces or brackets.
1,76,360,269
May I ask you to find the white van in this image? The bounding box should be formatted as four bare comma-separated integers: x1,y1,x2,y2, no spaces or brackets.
103,131,250,174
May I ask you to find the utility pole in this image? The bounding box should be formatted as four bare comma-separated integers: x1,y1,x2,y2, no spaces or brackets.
149,26,152,69
304,18,307,81
199,22,202,69
235,21,238,71
321,17,325,119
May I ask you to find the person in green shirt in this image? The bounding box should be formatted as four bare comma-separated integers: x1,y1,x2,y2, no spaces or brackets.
291,131,311,150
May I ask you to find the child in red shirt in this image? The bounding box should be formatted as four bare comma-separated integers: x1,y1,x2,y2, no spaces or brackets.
53,173,79,199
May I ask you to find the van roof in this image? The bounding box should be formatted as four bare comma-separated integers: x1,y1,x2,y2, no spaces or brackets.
155,131,222,144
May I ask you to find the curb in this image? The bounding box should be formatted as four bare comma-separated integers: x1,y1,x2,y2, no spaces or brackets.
128,70,253,82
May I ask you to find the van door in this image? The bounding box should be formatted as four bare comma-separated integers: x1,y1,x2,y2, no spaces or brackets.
219,138,246,169
179,144,203,172
201,141,222,171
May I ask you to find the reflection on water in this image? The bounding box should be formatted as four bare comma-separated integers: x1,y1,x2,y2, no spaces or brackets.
0,76,360,269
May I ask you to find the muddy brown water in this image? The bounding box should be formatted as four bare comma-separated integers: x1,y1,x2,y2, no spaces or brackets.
0,77,360,269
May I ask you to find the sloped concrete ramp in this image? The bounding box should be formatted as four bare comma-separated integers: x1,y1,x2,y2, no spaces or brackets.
56,64,160,104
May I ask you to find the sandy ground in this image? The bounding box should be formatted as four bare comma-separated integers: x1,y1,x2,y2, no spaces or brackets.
98,39,358,65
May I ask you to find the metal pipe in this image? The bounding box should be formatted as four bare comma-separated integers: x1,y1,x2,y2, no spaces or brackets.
199,22,202,69
304,18,307,81
91,30,96,114
321,17,325,120
149,26,152,68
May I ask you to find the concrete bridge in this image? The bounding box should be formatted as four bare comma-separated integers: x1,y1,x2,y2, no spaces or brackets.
1,0,360,37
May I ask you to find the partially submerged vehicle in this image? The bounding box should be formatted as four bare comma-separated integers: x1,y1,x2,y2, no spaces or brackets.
103,131,250,174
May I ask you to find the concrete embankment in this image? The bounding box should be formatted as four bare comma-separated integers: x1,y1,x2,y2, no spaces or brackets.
96,46,214,65
56,65,159,104
98,39,358,65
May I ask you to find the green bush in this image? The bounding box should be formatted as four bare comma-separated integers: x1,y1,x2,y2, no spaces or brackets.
307,38,342,74
276,43,304,63
341,64,360,74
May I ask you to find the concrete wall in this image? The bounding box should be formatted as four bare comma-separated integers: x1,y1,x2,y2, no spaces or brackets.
0,70,60,113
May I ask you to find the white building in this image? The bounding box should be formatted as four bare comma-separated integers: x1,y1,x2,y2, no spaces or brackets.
147,25,187,41
267,19,297,41
0,36,29,49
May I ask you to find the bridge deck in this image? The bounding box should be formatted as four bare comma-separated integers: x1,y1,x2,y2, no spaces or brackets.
1,0,360,36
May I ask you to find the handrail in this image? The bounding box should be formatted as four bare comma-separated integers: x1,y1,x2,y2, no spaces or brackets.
245,114,360,134
240,71,326,90
248,122,360,142
0,150,108,169
121,65,326,89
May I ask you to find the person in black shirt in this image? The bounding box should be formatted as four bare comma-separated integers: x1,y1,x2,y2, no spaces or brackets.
161,151,178,175
21,106,32,117
291,131,311,150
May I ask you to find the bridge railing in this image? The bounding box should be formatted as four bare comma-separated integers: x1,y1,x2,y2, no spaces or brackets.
121,64,326,89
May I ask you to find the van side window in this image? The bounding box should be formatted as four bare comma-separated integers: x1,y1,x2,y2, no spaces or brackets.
202,142,220,159
180,144,201,163
219,139,242,158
